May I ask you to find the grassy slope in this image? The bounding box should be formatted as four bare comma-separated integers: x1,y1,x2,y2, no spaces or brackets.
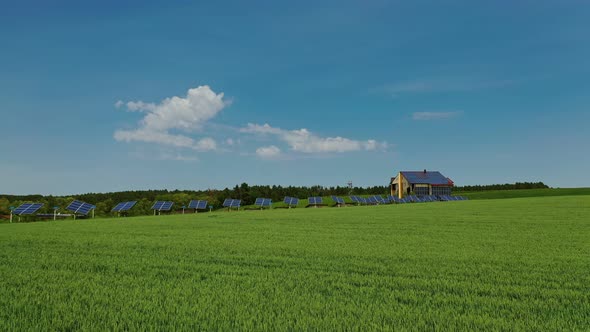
1,196,589,330
455,187,590,200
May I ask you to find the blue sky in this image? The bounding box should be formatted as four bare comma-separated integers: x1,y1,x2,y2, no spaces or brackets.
1,0,589,195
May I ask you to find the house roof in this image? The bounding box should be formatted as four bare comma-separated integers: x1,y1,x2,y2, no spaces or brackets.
398,171,453,186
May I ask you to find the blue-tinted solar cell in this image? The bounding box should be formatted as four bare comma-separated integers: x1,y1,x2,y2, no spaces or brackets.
151,201,173,211
112,202,126,212
189,200,208,209
255,198,264,206
151,201,164,210
223,199,232,207
67,200,95,215
122,201,136,211
331,196,344,204
112,201,137,212
230,199,241,207
308,197,322,205
13,203,44,215
284,197,299,206
262,199,272,207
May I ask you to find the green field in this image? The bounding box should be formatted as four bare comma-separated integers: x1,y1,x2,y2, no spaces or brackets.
455,187,590,200
1,196,589,330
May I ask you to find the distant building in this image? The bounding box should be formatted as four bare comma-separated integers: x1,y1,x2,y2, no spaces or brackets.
390,170,454,198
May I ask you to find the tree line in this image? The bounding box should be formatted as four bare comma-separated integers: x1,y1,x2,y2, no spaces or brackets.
0,184,388,217
0,182,550,218
454,182,549,192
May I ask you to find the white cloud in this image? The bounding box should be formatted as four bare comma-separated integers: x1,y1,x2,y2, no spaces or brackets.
376,78,514,97
114,129,217,151
241,123,387,155
256,145,282,159
114,86,228,151
412,111,462,121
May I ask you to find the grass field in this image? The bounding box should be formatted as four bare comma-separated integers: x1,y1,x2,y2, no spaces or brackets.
1,195,589,330
455,187,590,200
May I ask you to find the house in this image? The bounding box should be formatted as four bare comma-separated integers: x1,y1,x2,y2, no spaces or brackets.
390,170,454,198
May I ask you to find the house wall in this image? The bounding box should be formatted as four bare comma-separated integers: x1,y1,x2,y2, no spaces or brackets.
391,173,411,198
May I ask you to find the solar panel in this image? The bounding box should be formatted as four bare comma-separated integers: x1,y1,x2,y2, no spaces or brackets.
112,201,137,212
112,202,126,212
152,201,173,211
331,196,345,204
284,197,299,206
262,198,272,207
230,199,241,207
189,200,208,209
255,198,264,206
308,197,322,205
358,197,367,204
223,199,232,207
349,196,358,203
13,203,44,215
67,200,96,215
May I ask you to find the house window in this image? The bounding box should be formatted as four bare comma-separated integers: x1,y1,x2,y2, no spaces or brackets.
415,187,429,196
432,187,451,196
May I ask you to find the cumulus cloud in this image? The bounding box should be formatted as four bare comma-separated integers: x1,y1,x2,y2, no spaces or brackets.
241,123,387,155
412,111,462,121
114,86,228,151
256,145,282,159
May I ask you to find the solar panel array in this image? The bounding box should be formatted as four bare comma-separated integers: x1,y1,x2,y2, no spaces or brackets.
223,199,241,208
255,198,272,207
331,196,345,205
112,201,137,212
308,197,323,205
67,200,96,215
188,200,208,209
13,203,44,215
152,201,174,211
283,197,299,207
